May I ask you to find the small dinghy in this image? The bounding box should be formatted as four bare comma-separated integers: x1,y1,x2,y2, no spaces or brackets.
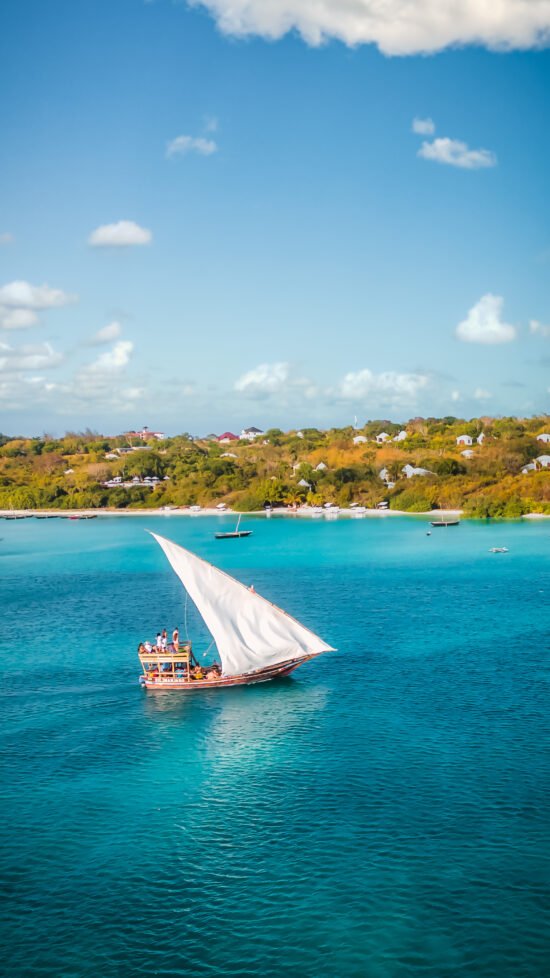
489,547,509,553
138,532,334,690
64,514,97,521
430,520,460,527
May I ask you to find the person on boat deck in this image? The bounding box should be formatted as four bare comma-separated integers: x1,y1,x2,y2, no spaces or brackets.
193,665,204,680
144,640,153,653
155,632,162,651
138,643,145,654
172,627,179,651
206,668,218,680
161,629,167,650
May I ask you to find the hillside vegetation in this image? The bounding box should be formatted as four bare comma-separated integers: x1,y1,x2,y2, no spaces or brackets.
0,416,549,517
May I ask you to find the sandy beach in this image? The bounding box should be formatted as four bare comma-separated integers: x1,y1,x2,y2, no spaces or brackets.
2,506,547,519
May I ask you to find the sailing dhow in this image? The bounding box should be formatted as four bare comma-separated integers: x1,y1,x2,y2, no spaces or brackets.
138,532,335,690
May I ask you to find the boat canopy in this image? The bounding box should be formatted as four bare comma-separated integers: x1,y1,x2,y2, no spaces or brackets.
149,532,335,677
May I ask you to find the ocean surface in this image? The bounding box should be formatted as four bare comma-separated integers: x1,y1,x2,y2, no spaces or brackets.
1,514,549,978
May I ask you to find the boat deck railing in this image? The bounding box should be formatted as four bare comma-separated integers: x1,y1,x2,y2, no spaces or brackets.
139,643,192,661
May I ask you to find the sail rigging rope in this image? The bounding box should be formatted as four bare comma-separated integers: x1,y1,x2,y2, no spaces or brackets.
183,587,216,658
202,638,216,658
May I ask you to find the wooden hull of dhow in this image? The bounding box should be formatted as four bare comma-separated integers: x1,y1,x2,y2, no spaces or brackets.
139,655,318,691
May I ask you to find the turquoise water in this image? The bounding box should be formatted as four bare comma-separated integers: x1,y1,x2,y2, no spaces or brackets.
1,514,549,978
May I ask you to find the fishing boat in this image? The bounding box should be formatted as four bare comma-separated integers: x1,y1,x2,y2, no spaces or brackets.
138,532,334,690
215,514,252,539
489,547,509,553
430,519,460,527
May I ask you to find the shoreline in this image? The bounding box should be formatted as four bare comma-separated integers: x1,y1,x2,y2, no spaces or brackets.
1,506,548,520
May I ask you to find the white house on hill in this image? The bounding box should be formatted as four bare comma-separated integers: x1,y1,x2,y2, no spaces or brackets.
461,449,475,458
353,435,367,445
522,462,537,474
241,426,263,441
477,433,485,445
536,433,550,443
376,432,390,444
379,467,390,482
315,462,327,471
393,430,407,442
126,426,166,441
402,464,434,478
536,454,550,468
456,434,473,446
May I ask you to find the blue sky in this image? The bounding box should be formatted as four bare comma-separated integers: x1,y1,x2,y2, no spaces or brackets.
1,0,549,435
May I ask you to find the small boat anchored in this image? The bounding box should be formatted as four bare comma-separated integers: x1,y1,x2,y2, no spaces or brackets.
215,514,252,540
489,547,509,553
138,532,334,690
430,520,460,527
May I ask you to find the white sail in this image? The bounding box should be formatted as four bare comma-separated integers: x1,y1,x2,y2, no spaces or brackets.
150,532,335,677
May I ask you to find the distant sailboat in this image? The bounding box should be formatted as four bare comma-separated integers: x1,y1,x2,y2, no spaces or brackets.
138,532,335,689
215,513,252,540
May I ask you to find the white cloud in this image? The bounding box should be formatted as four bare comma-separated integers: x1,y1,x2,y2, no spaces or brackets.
85,340,134,374
88,220,152,247
235,362,290,397
0,280,76,309
0,341,64,372
166,135,218,158
451,390,461,402
35,340,138,412
0,308,39,330
418,137,496,169
530,319,550,337
119,386,145,401
473,387,492,400
0,335,142,412
0,232,13,245
412,117,435,135
456,294,516,345
187,1,550,55
0,279,76,331
338,368,428,404
234,361,428,409
90,321,122,345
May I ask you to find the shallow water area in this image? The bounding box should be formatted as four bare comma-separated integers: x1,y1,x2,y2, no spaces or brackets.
1,515,549,977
